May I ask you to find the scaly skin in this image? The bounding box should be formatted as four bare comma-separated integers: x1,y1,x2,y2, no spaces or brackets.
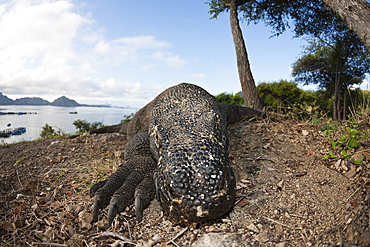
89,83,263,225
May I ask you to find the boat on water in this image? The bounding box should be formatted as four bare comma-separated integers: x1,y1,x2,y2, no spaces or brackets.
0,129,13,138
0,127,26,137
69,111,78,114
12,127,26,135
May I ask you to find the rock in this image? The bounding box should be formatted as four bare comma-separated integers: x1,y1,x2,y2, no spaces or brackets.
351,153,364,162
334,159,341,170
346,167,357,178
341,160,349,171
192,233,242,247
302,130,309,136
275,242,286,247
277,179,284,188
49,141,61,147
254,232,269,243
263,143,270,149
246,223,259,233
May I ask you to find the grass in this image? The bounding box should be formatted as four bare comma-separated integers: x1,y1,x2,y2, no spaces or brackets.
46,152,121,197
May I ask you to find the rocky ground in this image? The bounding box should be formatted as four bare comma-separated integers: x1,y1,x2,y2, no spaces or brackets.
0,118,370,247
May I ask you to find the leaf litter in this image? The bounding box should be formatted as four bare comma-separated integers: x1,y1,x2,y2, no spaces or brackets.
0,119,369,246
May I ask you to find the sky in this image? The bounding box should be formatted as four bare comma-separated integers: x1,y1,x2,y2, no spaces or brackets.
0,0,369,108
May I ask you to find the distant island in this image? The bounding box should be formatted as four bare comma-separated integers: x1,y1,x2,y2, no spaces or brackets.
0,92,130,108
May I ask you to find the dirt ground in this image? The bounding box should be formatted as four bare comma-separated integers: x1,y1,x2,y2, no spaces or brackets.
1,118,370,247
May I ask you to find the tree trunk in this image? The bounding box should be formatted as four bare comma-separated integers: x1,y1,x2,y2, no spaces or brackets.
343,89,347,121
229,0,263,110
322,0,370,55
333,55,340,120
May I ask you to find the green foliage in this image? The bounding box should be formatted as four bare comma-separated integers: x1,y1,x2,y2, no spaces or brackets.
257,80,304,106
256,80,322,119
73,119,103,133
40,124,65,138
215,91,244,106
40,124,54,138
120,113,134,123
321,117,369,164
207,0,369,119
292,40,370,93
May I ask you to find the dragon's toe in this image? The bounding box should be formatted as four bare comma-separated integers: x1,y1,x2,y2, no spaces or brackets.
107,198,119,226
134,189,145,222
92,195,101,223
89,180,107,197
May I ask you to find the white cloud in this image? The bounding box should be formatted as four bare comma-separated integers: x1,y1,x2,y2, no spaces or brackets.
360,79,370,90
190,73,207,78
0,0,186,107
151,50,186,68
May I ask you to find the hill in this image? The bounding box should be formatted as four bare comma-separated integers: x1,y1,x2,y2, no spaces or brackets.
51,96,80,107
0,92,81,107
14,97,50,105
0,92,14,105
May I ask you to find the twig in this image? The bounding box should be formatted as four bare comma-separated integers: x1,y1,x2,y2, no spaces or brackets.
166,226,189,245
280,237,304,242
31,243,67,247
88,232,131,243
300,229,308,247
345,178,367,202
290,213,308,220
32,212,44,224
146,235,163,246
229,213,238,232
16,169,23,188
352,222,370,241
262,216,302,230
316,205,370,243
123,217,132,241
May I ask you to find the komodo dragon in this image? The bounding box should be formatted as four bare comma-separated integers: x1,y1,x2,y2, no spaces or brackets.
89,83,264,225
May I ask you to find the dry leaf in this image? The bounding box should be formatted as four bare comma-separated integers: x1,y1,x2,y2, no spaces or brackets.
3,221,14,232
306,151,315,156
237,198,249,207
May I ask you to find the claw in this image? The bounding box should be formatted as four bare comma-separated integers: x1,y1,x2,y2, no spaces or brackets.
89,180,107,197
92,195,100,223
154,175,160,201
134,189,144,222
107,198,118,226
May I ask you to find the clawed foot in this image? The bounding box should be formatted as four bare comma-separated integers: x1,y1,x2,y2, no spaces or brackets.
89,157,156,226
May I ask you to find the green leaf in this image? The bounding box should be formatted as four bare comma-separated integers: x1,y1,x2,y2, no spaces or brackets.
323,130,327,137
351,160,363,165
348,138,360,148
14,158,24,166
330,140,336,150
338,135,346,142
341,150,348,156
329,150,337,158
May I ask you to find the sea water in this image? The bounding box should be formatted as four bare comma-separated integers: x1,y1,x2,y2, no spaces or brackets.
0,105,136,144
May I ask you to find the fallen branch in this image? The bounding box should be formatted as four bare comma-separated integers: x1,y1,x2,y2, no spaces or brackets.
262,216,302,230
88,232,131,243
166,226,188,245
345,178,368,202
31,243,67,247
